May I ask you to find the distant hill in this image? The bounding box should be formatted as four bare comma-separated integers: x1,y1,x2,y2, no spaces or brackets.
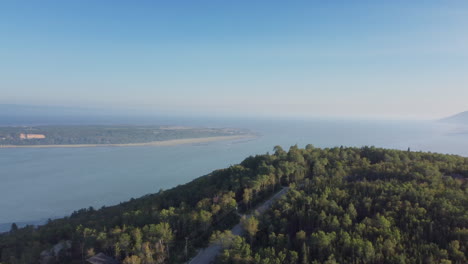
0,104,186,126
439,111,468,124
0,104,103,116
0,104,124,126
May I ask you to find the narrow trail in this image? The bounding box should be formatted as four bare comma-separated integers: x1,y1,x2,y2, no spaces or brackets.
189,187,289,264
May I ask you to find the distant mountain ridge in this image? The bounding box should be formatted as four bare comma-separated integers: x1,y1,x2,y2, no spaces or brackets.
439,111,468,124
0,104,118,116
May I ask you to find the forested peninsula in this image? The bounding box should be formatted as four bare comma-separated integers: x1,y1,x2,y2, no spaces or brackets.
1,146,467,264
0,126,252,147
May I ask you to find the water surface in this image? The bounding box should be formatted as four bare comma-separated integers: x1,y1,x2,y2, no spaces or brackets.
1,118,467,231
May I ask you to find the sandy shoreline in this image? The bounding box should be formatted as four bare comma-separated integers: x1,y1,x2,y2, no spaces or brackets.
0,135,256,149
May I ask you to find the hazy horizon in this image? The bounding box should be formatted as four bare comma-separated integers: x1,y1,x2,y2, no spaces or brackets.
1,1,468,119
0,103,463,122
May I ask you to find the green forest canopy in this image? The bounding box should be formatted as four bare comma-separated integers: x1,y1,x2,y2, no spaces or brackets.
1,145,467,263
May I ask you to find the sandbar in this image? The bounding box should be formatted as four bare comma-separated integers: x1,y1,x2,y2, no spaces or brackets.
0,135,256,148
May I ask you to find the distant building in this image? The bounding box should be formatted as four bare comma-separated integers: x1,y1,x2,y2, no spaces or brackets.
19,133,46,139
86,253,118,264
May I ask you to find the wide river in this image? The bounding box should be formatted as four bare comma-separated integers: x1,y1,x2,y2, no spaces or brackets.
1,118,467,231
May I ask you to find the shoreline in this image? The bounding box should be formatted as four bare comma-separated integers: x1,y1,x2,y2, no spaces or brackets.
0,135,256,149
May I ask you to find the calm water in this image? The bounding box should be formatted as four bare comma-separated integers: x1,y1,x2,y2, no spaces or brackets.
1,118,467,231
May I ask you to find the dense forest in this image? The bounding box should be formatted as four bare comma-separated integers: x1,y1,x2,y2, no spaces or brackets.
1,145,467,264
0,126,250,145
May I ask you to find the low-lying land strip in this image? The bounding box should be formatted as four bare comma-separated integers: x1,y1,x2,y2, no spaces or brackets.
0,125,256,148
0,135,255,148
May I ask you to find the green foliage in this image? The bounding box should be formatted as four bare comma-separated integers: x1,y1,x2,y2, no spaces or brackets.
217,146,468,264
1,146,467,263
241,216,259,245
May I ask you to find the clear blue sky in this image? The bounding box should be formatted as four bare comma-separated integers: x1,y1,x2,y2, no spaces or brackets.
1,1,467,119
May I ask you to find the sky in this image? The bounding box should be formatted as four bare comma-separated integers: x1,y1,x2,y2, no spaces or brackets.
1,1,467,119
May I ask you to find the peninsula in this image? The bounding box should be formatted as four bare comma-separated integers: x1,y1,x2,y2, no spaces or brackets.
0,125,255,148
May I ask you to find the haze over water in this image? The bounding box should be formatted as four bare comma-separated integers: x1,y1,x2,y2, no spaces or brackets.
1,116,467,231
